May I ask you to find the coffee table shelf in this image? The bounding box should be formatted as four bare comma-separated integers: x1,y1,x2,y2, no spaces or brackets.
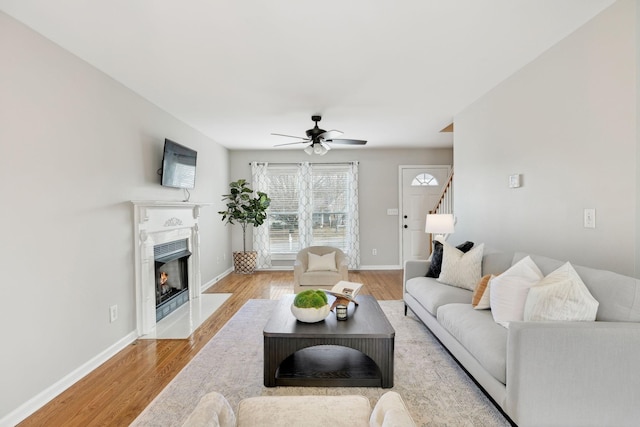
275,345,381,387
264,295,395,388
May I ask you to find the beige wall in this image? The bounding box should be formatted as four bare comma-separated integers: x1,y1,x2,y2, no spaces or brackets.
454,0,637,276
0,12,230,422
229,148,453,267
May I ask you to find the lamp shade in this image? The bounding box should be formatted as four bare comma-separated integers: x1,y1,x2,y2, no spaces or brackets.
425,214,455,234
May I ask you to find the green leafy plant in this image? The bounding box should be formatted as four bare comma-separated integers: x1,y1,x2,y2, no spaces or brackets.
294,289,328,308
219,179,271,253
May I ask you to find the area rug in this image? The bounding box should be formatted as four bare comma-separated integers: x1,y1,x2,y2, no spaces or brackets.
131,299,510,426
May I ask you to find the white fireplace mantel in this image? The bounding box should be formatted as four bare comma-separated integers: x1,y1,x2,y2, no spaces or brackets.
131,200,212,336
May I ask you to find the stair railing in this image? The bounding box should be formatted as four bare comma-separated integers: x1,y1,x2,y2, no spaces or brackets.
428,169,454,251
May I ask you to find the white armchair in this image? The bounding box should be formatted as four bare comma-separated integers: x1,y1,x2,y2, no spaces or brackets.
293,246,349,293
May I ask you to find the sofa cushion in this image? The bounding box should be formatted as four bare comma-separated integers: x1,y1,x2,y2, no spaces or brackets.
481,250,514,276
438,243,485,290
437,303,508,384
426,240,474,277
405,277,472,316
524,262,599,322
237,395,371,427
298,270,342,287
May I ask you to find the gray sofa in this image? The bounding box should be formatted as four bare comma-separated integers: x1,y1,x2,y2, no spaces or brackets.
403,249,640,427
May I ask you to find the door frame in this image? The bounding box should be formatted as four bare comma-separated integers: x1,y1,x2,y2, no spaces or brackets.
398,165,451,266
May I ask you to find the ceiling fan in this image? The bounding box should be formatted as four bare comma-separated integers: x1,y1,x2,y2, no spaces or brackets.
272,115,367,155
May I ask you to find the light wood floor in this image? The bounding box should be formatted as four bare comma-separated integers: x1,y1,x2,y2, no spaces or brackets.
19,270,403,427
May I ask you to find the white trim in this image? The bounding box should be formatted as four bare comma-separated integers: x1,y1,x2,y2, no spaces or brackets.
131,200,211,336
398,165,451,265
352,264,402,271
1,331,138,427
200,267,234,291
256,265,402,271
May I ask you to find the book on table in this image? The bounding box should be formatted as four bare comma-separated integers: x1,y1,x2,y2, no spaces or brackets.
324,281,363,306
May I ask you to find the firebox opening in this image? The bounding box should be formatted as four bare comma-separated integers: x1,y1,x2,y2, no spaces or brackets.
154,239,191,322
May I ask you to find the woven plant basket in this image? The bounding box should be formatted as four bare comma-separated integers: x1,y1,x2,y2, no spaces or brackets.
233,251,258,274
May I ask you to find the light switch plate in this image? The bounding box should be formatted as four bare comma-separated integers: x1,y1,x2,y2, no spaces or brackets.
509,174,521,188
584,209,596,229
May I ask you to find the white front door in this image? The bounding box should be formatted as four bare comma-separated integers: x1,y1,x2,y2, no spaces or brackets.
400,165,450,265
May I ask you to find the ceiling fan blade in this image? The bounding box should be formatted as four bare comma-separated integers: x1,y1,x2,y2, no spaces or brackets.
274,140,311,147
324,138,367,145
318,129,343,140
271,133,308,140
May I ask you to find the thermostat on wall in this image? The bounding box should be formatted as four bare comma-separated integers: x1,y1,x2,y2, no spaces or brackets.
509,174,521,188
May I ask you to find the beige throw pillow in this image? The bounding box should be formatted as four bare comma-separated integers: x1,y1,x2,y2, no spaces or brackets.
437,243,484,290
524,262,599,322
307,252,337,272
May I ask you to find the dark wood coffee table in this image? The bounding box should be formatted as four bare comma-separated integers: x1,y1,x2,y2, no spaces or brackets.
263,294,395,388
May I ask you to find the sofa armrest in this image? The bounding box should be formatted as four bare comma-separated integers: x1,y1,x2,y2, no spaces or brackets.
293,260,305,285
182,392,236,427
369,391,416,427
506,321,640,427
402,260,430,291
338,258,349,280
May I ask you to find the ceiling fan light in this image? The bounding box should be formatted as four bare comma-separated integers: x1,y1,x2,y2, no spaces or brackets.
304,145,314,155
313,144,323,154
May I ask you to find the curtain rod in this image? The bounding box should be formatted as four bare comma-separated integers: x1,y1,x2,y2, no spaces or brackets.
249,161,358,166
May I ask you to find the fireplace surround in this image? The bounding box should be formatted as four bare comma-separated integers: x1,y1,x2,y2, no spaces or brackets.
132,200,211,336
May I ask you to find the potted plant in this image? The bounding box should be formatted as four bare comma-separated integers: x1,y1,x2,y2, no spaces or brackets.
290,289,330,323
219,179,271,274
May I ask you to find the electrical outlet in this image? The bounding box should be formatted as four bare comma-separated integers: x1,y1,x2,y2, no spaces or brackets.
109,305,118,323
372,249,377,256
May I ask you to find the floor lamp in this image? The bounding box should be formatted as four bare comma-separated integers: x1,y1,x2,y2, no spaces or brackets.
425,214,455,254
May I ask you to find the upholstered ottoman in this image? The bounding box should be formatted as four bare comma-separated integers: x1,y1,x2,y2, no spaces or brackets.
182,391,416,427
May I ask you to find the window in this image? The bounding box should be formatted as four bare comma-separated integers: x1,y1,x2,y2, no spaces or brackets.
265,165,300,254
252,162,360,268
411,173,439,186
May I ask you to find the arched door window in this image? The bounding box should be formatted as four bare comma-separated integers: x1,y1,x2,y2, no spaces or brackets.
411,173,439,186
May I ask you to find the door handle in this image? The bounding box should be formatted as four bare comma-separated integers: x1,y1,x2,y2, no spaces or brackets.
404,225,408,228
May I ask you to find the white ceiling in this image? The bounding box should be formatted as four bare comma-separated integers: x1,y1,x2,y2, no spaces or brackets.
0,0,616,150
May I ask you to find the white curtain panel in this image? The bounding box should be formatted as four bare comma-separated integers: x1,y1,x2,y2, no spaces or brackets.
251,162,272,269
298,162,313,250
346,161,360,269
251,161,360,269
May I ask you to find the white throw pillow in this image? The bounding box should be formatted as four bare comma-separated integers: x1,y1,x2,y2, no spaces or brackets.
524,262,599,322
490,256,543,328
307,252,337,272
437,243,484,290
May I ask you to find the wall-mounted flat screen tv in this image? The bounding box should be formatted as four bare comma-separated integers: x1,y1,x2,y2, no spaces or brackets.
161,139,197,189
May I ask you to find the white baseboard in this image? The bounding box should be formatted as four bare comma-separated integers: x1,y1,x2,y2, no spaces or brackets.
257,265,403,271
354,265,402,270
201,267,233,291
1,330,138,427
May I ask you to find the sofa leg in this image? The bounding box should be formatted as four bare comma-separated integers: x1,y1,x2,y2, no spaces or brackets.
404,304,407,316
